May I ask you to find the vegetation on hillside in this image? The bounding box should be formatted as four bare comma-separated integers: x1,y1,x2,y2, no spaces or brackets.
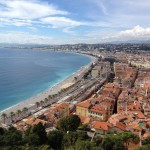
0,115,149,150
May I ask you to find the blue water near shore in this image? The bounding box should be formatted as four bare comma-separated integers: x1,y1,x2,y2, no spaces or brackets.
0,48,91,111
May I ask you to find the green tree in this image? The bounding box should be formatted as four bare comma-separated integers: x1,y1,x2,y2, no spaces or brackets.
1,113,7,124
16,109,22,117
2,127,23,146
63,131,78,148
78,124,90,131
120,132,139,149
134,144,150,150
36,102,40,108
142,139,150,145
48,95,52,100
47,130,64,150
22,107,28,116
0,127,5,136
40,100,44,107
29,122,47,145
103,132,139,150
77,131,89,141
10,111,15,121
58,115,81,132
24,133,40,146
103,134,125,150
38,145,53,150
44,98,49,105
74,140,102,150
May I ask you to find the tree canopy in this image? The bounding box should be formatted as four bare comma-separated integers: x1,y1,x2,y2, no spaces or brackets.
58,115,81,132
0,120,146,150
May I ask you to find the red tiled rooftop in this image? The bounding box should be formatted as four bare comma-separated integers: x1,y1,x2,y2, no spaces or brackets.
93,121,108,131
116,122,126,131
24,117,46,126
90,105,106,114
76,99,91,108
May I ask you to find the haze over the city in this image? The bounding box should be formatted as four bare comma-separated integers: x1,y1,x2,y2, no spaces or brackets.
1,0,150,44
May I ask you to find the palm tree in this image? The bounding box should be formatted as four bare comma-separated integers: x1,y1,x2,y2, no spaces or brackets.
10,111,15,121
74,76,77,81
1,113,7,124
40,100,44,107
44,98,48,105
54,94,57,98
51,94,54,99
16,109,22,117
35,102,40,108
58,91,61,95
22,107,28,116
48,95,51,100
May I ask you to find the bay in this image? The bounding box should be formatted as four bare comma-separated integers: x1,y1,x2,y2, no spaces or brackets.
0,48,91,111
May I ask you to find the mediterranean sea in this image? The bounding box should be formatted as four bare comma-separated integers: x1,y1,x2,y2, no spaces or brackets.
0,48,91,111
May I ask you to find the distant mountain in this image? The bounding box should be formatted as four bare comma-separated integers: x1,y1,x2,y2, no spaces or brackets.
1,40,150,47
102,40,150,44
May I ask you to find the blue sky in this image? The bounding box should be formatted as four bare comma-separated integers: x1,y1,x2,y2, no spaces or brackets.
0,0,150,44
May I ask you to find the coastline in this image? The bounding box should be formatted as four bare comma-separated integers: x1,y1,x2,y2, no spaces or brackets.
0,52,97,118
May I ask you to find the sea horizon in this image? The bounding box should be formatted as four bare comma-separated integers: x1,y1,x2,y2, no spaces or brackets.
0,48,92,111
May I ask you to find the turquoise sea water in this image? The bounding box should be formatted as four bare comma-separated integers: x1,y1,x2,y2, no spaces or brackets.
0,48,91,111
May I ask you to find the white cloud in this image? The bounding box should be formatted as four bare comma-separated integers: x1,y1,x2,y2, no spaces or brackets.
89,0,109,16
0,0,70,28
0,18,32,26
0,31,56,44
87,0,150,28
41,16,113,34
1,26,150,44
41,17,82,29
67,26,150,44
101,26,150,42
0,0,113,30
1,0,150,44
27,27,39,32
0,0,68,19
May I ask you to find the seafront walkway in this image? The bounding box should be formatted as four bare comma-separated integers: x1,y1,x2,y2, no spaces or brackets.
0,77,104,126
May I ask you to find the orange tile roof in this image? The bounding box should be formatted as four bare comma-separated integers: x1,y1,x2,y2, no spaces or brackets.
93,121,108,131
136,112,145,119
99,84,120,98
143,132,150,139
84,117,91,124
90,105,106,114
76,99,91,108
116,122,126,131
25,118,46,126
128,102,141,111
46,102,69,116
79,116,91,124
127,123,142,131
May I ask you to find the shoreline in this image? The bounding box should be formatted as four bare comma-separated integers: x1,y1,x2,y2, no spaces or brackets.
0,52,97,118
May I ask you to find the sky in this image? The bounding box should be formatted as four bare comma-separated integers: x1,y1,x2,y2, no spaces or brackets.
0,0,150,44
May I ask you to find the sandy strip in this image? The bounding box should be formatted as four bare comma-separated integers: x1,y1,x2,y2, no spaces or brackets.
0,53,97,118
